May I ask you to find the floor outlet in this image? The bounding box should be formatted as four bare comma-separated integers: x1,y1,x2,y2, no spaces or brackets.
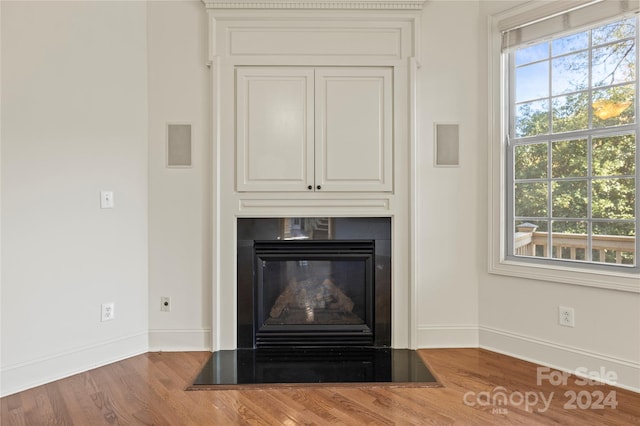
558,306,575,327
161,296,171,312
101,302,115,322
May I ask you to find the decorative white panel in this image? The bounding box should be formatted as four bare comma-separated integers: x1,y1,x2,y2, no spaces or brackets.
229,28,401,58
236,68,314,191
315,67,393,191
239,198,390,213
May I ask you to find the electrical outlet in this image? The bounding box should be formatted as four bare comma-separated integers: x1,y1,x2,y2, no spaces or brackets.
558,306,575,327
161,296,171,312
101,302,115,322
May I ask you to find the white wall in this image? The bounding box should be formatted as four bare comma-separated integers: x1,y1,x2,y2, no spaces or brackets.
147,1,211,350
1,1,149,396
476,1,640,391
479,274,640,389
416,0,481,347
415,0,639,391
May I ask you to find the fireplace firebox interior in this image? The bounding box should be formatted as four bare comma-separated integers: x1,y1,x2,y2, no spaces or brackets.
255,240,374,346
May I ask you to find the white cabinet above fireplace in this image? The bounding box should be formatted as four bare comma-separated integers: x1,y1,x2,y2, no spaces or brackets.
236,66,392,192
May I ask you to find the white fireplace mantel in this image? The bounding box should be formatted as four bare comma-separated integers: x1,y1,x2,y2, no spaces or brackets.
204,0,424,351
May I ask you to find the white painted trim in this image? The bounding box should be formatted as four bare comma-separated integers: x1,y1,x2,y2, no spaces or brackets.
210,54,221,352
0,0,3,400
408,56,418,349
494,0,597,33
0,332,148,397
148,329,212,351
416,325,480,348
489,260,640,293
203,0,426,10
480,326,640,393
239,198,390,212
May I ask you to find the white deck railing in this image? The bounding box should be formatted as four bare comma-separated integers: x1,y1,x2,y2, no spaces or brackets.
514,231,635,264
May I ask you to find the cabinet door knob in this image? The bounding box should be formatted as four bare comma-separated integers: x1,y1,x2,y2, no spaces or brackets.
307,185,312,190
316,185,321,190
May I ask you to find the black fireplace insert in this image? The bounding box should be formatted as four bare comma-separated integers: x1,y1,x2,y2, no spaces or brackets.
254,240,374,347
237,217,391,348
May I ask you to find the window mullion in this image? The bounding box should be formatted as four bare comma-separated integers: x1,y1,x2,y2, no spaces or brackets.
587,134,593,262
586,27,594,262
547,42,553,260
547,139,553,259
514,124,638,145
507,51,516,260
636,19,640,268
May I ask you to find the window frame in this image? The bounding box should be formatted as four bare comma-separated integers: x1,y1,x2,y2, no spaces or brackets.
488,3,640,293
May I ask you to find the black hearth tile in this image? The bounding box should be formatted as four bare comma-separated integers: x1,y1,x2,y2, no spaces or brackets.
187,348,440,389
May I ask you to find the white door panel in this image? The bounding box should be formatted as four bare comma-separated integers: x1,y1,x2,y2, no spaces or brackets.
315,68,392,191
236,68,314,191
236,67,392,192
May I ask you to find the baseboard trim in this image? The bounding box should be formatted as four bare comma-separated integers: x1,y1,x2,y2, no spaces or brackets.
148,329,212,351
480,326,640,393
3,327,636,395
416,325,479,348
0,332,148,397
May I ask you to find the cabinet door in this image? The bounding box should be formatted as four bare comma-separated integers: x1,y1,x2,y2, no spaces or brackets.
315,67,393,192
236,68,314,192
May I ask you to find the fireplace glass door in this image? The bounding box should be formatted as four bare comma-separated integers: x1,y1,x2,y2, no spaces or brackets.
254,240,375,347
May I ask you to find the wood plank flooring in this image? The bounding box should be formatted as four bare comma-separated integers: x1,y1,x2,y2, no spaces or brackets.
2,348,639,425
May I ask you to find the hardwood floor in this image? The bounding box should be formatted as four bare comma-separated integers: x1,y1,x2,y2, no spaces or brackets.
2,348,639,425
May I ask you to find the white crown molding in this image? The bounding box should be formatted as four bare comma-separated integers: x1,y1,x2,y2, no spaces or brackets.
202,0,426,10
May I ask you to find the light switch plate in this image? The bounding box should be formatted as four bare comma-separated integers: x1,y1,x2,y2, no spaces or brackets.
100,191,114,209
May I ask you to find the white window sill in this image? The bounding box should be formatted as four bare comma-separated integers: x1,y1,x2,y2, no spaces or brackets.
489,258,640,293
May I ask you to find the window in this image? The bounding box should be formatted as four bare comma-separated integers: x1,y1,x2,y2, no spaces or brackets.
491,1,640,286
488,0,640,293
